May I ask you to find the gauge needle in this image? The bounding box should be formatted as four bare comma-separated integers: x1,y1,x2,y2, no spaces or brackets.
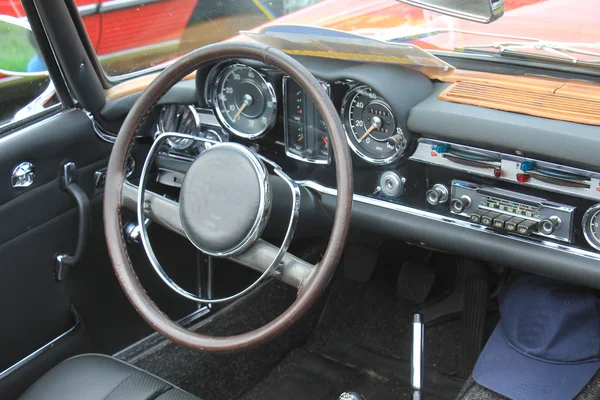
358,124,376,143
358,116,382,143
233,103,248,121
233,94,253,121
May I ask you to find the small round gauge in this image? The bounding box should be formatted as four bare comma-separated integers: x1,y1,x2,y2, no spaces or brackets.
341,85,408,164
157,104,201,150
213,64,277,139
582,204,600,251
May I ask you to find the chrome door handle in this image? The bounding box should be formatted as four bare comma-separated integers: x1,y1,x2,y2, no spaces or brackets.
11,162,35,188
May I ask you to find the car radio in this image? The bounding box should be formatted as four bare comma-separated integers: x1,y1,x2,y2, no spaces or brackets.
429,180,576,243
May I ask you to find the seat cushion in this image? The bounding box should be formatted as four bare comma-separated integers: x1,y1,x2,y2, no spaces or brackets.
18,354,199,400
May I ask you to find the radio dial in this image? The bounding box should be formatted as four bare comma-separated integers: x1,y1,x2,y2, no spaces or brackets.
539,216,561,235
451,195,472,214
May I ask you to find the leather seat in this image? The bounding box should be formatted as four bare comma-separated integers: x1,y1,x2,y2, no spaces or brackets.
18,354,199,400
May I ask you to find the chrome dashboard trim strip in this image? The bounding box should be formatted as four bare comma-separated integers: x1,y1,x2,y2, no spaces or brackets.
297,180,600,262
410,139,600,202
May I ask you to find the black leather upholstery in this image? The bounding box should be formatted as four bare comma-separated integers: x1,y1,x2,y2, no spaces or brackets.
18,354,199,400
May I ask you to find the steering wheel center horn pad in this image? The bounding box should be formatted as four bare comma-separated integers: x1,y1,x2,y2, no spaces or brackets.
179,143,272,257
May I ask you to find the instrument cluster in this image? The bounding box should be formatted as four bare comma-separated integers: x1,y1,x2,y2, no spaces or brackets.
195,62,412,166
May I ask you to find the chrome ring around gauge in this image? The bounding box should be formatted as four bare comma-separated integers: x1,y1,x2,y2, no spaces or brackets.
213,64,277,139
582,203,600,251
341,84,407,164
157,105,201,150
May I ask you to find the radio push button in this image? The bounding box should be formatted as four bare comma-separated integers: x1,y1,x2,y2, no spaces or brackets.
492,214,512,229
517,220,538,235
481,212,501,226
505,217,524,232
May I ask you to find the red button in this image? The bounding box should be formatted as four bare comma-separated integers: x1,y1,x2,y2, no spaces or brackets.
431,152,437,157
517,173,530,183
493,167,503,178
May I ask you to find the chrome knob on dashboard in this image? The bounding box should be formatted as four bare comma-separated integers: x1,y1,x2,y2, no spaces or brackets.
539,216,562,235
451,195,472,213
387,133,405,147
426,184,449,205
379,171,405,197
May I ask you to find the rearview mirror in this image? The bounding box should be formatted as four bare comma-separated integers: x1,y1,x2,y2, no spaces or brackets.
0,15,48,77
395,0,504,24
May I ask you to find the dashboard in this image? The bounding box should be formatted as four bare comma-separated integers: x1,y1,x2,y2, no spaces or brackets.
132,56,600,288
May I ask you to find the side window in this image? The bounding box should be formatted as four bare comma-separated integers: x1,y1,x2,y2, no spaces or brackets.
0,8,58,128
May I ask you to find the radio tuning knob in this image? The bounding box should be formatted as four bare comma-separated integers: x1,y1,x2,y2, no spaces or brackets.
426,184,449,205
539,216,561,235
451,195,472,214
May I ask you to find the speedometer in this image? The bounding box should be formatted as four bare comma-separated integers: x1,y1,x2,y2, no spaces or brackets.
213,64,277,139
341,85,407,164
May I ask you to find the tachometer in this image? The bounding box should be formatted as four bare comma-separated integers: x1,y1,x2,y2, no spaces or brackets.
341,85,407,164
213,64,277,139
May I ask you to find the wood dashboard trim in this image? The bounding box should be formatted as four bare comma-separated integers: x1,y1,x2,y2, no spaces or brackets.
420,67,600,125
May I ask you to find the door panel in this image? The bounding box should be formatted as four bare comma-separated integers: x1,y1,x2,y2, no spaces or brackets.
0,110,109,398
0,109,198,399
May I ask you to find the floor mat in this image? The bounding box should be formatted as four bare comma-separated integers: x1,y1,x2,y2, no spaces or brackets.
238,265,465,400
239,335,463,400
132,280,323,400
130,250,465,400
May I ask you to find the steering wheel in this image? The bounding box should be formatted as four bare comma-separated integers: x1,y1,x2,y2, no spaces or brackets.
103,42,353,352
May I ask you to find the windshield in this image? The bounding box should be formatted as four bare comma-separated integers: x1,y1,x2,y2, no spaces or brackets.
74,0,598,78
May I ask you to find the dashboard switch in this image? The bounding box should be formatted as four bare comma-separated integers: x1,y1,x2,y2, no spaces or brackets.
517,220,538,235
539,216,562,235
426,184,449,205
450,195,472,213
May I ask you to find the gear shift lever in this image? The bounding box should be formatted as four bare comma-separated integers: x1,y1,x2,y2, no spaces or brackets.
412,313,424,400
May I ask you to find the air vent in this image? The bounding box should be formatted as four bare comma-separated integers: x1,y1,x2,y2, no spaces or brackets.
439,81,600,126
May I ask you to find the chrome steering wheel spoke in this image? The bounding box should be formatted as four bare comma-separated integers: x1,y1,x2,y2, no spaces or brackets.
124,132,312,304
